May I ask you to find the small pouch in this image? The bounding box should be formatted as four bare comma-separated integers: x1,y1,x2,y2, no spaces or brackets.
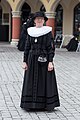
38,55,47,62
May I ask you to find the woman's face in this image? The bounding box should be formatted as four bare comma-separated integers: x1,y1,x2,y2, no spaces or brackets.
34,17,45,27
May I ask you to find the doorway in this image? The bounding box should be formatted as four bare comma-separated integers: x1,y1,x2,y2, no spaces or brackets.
0,5,9,42
74,3,80,38
54,4,63,47
21,2,31,25
55,4,63,36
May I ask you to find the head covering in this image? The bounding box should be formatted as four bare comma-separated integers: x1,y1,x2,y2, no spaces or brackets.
33,11,48,22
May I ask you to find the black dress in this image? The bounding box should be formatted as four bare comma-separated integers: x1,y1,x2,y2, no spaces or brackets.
17,23,27,51
20,26,60,111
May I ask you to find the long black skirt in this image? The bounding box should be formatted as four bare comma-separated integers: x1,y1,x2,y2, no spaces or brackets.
20,56,60,111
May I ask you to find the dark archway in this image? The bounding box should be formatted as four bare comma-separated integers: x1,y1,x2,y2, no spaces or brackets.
0,5,2,24
0,5,9,42
40,5,46,12
55,4,63,36
74,3,80,38
21,2,31,24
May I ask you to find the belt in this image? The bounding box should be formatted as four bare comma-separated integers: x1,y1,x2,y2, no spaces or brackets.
29,49,41,55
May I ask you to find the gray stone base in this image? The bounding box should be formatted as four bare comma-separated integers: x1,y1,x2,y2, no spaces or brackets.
11,39,19,46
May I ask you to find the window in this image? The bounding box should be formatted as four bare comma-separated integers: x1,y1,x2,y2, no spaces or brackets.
3,13,9,23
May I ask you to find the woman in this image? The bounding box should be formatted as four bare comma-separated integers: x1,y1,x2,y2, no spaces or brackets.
65,36,78,51
20,11,60,111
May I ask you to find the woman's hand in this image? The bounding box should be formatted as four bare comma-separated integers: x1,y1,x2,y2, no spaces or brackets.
22,62,28,70
48,62,54,71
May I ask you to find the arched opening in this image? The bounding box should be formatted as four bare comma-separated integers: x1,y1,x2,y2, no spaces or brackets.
55,4,63,36
73,3,80,38
0,0,12,42
21,2,31,24
0,5,2,24
0,5,9,42
40,4,46,12
54,4,63,47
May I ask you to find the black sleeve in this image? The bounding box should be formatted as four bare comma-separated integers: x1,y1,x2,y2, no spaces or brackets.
23,35,31,63
46,32,55,62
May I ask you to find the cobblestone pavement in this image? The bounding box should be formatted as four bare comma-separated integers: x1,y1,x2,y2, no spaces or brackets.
0,43,80,120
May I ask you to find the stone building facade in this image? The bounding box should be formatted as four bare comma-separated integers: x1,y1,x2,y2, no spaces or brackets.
0,0,80,44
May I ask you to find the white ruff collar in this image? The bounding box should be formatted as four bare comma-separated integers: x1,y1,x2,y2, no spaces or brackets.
27,26,52,37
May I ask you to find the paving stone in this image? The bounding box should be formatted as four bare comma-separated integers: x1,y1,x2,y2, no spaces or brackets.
0,44,80,120
3,118,12,120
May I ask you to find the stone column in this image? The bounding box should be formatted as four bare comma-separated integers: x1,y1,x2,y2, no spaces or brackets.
11,11,21,45
45,12,55,37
